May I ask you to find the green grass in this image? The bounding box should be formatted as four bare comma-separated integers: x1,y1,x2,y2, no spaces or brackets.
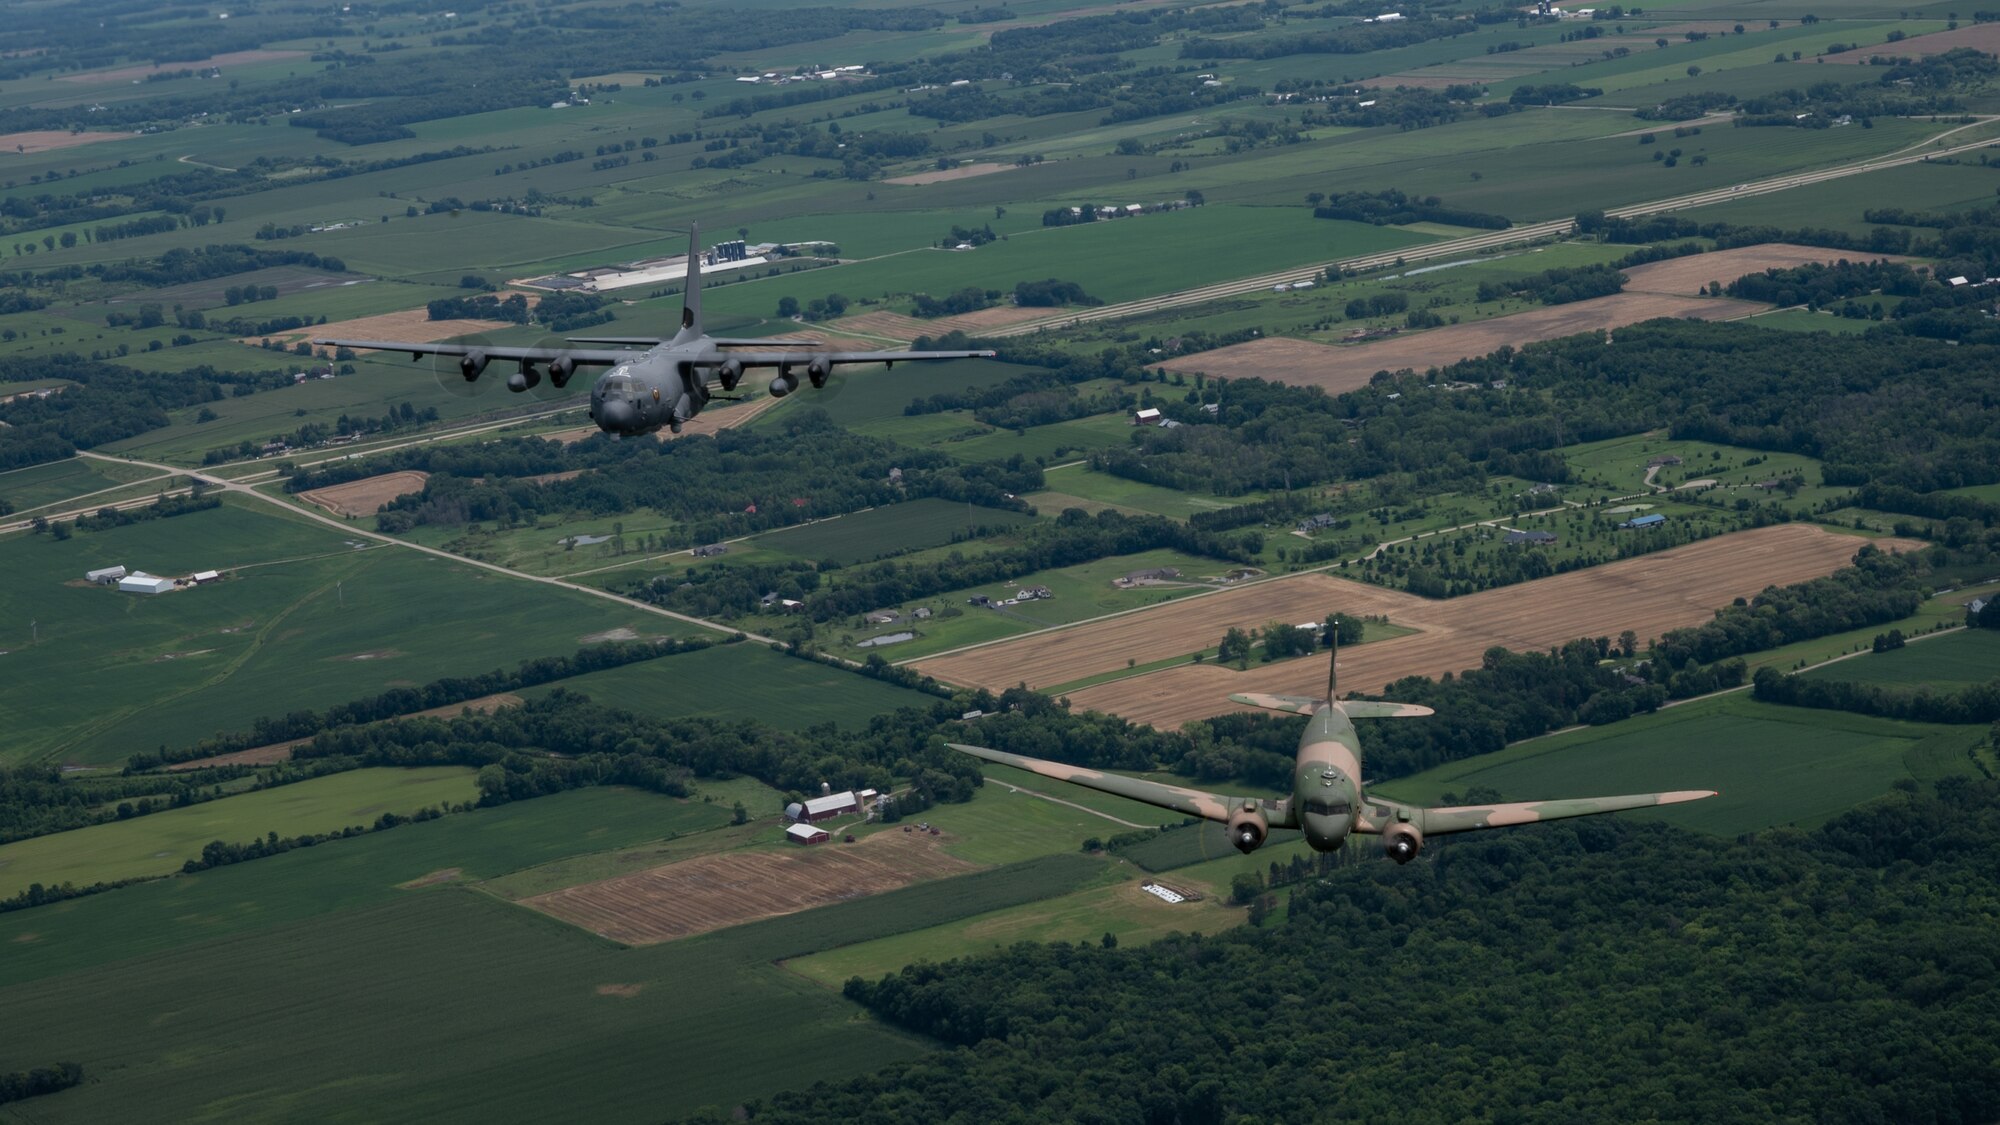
0,767,478,898
1683,158,2000,232
921,775,1176,865
1371,695,1966,835
1800,628,2000,690
753,497,1033,565
519,643,942,728
1038,463,1267,519
1747,308,1879,334
0,499,675,766
929,412,1140,464
0,456,166,512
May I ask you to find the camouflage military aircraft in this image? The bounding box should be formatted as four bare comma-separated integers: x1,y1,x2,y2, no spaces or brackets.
952,637,1715,863
314,223,994,437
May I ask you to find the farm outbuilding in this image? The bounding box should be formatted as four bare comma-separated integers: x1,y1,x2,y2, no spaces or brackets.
85,565,127,585
1506,530,1558,546
191,570,221,584
785,823,830,845
798,791,859,823
118,572,176,595
1621,514,1667,530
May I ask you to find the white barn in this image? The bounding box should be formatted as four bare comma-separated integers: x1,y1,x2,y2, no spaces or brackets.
118,572,175,595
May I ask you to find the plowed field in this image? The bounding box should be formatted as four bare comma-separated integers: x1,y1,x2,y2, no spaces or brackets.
917,525,1922,726
1621,243,1915,295
297,470,429,516
521,828,974,944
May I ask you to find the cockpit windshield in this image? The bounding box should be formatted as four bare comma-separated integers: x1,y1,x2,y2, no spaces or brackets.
1304,798,1352,817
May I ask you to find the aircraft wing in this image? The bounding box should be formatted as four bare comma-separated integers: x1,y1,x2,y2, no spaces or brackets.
1230,692,1323,715
949,742,1260,825
311,338,636,365
562,336,828,347
719,348,996,368
1358,790,1717,836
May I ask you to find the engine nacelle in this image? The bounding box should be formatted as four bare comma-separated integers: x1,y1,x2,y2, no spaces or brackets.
507,365,542,393
458,350,490,381
1383,822,1424,865
717,357,744,392
548,354,577,388
1227,803,1269,855
806,357,831,389
769,368,799,398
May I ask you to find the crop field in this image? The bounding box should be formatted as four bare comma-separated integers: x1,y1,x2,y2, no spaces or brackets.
754,497,1033,565
1810,19,2000,61
518,643,941,728
0,457,165,513
523,827,977,944
1371,696,1974,836
1684,160,2000,233
1163,292,1767,394
917,525,1922,725
0,500,661,765
1619,243,1917,295
297,470,431,516
0,767,477,898
929,412,1139,464
1037,463,1268,518
1801,628,2000,689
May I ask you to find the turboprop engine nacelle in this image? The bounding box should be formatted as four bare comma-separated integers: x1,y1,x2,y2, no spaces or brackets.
549,353,578,388
459,351,490,381
507,365,542,393
717,357,744,392
770,368,800,398
1383,822,1424,865
806,357,832,389
1228,803,1269,855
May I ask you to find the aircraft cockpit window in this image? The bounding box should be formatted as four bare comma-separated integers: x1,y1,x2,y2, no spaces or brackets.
1305,799,1352,817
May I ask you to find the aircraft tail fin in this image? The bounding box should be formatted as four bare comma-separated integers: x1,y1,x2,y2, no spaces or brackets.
674,222,702,344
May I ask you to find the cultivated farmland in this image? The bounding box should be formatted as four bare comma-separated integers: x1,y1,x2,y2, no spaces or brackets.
1800,628,2000,690
1154,293,1766,393
918,525,1922,725
755,497,1032,565
522,827,976,944
297,470,431,516
1619,243,1916,295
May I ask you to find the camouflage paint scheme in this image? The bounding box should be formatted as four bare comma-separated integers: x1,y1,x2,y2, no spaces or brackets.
951,649,1714,863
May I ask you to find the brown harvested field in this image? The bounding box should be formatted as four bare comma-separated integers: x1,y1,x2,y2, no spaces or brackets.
1155,293,1764,392
1802,22,2000,61
0,130,136,154
832,310,931,342
59,49,308,83
1622,243,1917,295
251,307,516,348
166,692,523,770
1150,337,1380,393
885,162,1014,185
936,304,1057,331
920,525,1923,726
297,470,429,517
522,828,976,944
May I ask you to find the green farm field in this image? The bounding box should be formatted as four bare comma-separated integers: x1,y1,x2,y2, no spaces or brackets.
1371,695,1971,834
0,500,677,765
0,456,165,512
1800,628,2000,690
0,766,478,898
754,497,1033,565
1038,463,1267,519
519,643,942,729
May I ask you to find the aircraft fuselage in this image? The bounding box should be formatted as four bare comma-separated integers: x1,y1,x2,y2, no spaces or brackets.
1293,707,1363,852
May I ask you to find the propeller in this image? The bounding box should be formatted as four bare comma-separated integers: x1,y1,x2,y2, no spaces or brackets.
512,335,588,403
428,332,494,400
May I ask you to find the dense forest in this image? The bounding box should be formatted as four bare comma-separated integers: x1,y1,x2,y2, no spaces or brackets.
706,777,2000,1124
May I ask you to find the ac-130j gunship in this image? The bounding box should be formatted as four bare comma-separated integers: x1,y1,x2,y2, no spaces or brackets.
315,223,995,437
954,636,1715,863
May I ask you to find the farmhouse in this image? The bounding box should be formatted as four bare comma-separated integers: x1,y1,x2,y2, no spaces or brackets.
1506,530,1558,546
913,606,933,619
1297,513,1338,533
1621,513,1667,530
692,543,727,558
785,823,830,845
85,565,127,585
1132,407,1162,425
1122,566,1182,584
1646,455,1683,467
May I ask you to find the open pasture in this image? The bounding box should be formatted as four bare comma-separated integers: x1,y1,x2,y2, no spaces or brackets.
519,643,941,728
0,500,656,765
0,457,165,513
1371,696,1973,836
1159,293,1766,393
0,767,478,899
1800,627,2000,690
928,412,1138,464
523,826,975,945
755,497,1033,565
918,525,1920,725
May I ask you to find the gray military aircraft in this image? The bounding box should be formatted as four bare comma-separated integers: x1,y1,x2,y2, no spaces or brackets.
953,636,1714,862
313,223,995,437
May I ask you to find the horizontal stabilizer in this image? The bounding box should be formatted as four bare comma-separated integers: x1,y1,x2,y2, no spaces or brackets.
1229,693,1322,716
564,336,663,345
711,337,824,347
1339,701,1435,719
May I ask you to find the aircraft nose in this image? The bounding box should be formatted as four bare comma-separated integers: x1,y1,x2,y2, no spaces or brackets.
599,399,638,433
